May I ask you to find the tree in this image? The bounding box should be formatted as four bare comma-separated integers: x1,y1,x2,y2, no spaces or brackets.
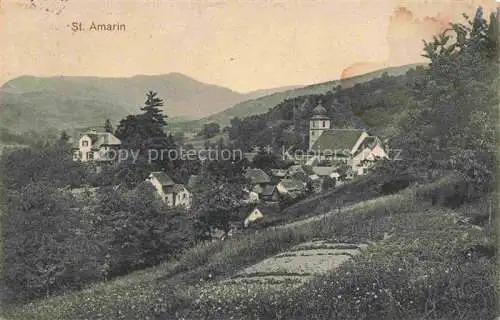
321,176,336,191
2,140,87,190
94,186,194,276
59,130,70,142
104,119,113,133
193,174,246,239
198,122,221,139
115,91,170,151
252,148,287,170
114,91,176,183
399,7,498,194
192,154,249,240
140,91,167,126
2,183,105,302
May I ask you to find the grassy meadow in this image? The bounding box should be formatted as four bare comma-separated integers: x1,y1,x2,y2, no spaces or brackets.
2,174,497,319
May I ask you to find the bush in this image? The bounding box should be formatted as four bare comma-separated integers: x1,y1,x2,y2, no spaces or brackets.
1,180,196,304
93,186,195,277
2,142,87,190
1,183,106,303
321,176,336,191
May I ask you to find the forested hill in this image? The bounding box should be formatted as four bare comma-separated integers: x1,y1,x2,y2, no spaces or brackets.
180,63,425,131
225,65,427,152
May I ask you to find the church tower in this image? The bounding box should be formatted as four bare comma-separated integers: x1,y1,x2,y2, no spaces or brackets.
309,101,331,150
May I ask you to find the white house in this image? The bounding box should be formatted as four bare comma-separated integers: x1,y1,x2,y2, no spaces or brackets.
351,136,388,175
242,188,260,204
307,101,388,175
73,129,121,162
146,171,192,209
244,207,265,227
243,205,279,228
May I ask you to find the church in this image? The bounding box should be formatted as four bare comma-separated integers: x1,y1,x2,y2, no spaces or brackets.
307,101,388,175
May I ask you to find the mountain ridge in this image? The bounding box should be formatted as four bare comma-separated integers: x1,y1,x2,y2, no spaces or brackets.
175,63,426,131
0,73,297,134
0,64,425,135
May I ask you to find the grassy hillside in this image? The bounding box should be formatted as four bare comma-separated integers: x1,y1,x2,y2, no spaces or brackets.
3,173,496,320
184,63,426,130
0,73,294,134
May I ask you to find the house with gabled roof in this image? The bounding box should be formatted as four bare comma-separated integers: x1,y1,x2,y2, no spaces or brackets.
270,168,287,178
245,168,271,184
146,171,192,209
307,101,387,175
73,129,121,162
261,184,280,202
245,168,272,195
351,136,387,174
242,204,281,228
276,178,307,198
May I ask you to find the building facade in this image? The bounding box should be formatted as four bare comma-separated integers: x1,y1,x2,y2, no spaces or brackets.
73,129,121,162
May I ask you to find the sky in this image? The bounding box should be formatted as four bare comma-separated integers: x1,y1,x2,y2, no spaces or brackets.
0,0,497,92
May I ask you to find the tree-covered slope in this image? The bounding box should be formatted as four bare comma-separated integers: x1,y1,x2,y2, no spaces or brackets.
185,63,425,130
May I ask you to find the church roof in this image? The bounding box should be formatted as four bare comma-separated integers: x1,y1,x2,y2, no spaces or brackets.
312,101,328,116
310,129,366,154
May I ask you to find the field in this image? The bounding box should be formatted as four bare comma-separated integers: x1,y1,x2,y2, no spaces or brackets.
1,173,497,320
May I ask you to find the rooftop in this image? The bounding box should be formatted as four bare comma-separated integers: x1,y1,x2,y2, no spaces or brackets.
75,130,121,149
245,168,271,184
279,178,305,191
149,171,175,187
310,129,366,154
312,101,327,116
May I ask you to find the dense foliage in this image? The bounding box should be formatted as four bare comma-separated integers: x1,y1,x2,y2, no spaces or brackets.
197,122,221,139
191,148,250,240
0,92,200,303
1,139,87,190
395,8,498,197
0,147,196,303
91,185,195,277
2,183,104,302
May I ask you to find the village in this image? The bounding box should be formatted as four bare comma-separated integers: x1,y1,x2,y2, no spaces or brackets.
1,4,496,319
70,100,388,237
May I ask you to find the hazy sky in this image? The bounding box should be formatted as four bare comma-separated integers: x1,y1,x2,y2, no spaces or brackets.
0,0,497,92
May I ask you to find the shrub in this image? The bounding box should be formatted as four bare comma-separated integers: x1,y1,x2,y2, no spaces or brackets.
1,183,106,303
321,176,336,191
93,186,195,277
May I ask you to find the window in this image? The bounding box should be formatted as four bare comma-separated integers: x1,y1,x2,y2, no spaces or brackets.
82,140,89,147
322,121,326,127
87,151,93,160
311,131,315,136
